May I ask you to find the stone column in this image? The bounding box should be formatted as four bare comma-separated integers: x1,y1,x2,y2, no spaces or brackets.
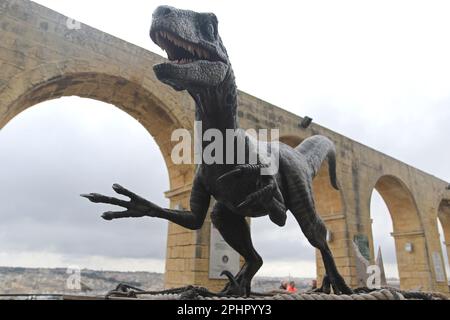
163,185,229,291
390,231,434,290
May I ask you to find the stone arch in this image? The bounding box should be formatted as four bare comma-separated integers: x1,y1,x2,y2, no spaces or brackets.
437,198,450,277
369,175,432,290
0,61,195,190
0,60,201,290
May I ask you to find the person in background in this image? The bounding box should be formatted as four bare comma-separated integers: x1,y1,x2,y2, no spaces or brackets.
311,279,317,290
279,281,288,290
287,281,298,293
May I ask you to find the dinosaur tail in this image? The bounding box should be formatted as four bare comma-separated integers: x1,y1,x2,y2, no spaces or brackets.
295,135,339,190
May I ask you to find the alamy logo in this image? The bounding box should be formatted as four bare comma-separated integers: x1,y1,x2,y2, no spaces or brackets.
171,121,280,175
366,265,381,289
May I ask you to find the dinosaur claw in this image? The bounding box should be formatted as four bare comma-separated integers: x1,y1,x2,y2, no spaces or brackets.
220,270,250,297
220,270,239,292
237,199,252,209
216,168,242,183
81,193,99,202
112,183,122,190
101,212,114,221
221,271,238,284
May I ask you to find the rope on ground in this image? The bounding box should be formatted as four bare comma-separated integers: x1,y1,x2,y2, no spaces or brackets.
196,289,406,301
105,285,448,300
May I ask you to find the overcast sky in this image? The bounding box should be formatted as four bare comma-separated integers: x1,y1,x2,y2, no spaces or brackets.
1,0,450,280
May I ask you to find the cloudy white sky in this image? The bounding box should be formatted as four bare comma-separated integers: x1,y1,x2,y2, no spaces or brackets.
1,0,450,280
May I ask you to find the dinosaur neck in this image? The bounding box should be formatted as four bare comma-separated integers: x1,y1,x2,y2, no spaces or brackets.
191,67,238,134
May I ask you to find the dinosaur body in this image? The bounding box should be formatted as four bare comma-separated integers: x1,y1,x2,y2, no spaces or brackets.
83,6,352,296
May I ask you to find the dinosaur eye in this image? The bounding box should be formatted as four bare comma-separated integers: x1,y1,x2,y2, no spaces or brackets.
207,24,215,37
202,22,216,40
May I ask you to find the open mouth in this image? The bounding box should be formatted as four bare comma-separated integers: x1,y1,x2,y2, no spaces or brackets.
152,30,221,65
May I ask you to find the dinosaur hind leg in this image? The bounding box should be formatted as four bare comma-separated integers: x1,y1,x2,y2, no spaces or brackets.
211,202,263,296
287,180,352,295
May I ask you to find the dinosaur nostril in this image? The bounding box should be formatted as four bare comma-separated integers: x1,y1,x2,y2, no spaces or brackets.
154,6,173,18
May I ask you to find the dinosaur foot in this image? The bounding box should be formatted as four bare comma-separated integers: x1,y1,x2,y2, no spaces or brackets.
311,275,353,295
329,273,353,295
311,275,332,294
333,281,353,295
220,271,250,297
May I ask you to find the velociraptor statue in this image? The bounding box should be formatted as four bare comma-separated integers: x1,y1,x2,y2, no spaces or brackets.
82,5,353,296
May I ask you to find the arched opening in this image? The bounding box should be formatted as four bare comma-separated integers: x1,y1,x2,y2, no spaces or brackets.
0,71,191,294
370,189,399,286
438,199,450,283
369,175,430,290
0,97,171,293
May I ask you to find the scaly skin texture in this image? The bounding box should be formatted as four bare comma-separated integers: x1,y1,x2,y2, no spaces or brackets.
82,6,352,296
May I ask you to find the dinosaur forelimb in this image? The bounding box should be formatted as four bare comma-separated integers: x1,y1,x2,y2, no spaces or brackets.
237,182,276,208
220,270,249,296
81,184,161,220
264,196,287,227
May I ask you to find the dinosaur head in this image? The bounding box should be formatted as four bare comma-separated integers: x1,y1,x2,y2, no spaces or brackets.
150,6,230,92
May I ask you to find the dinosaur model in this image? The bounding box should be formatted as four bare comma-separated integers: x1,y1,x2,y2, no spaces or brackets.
82,5,353,296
